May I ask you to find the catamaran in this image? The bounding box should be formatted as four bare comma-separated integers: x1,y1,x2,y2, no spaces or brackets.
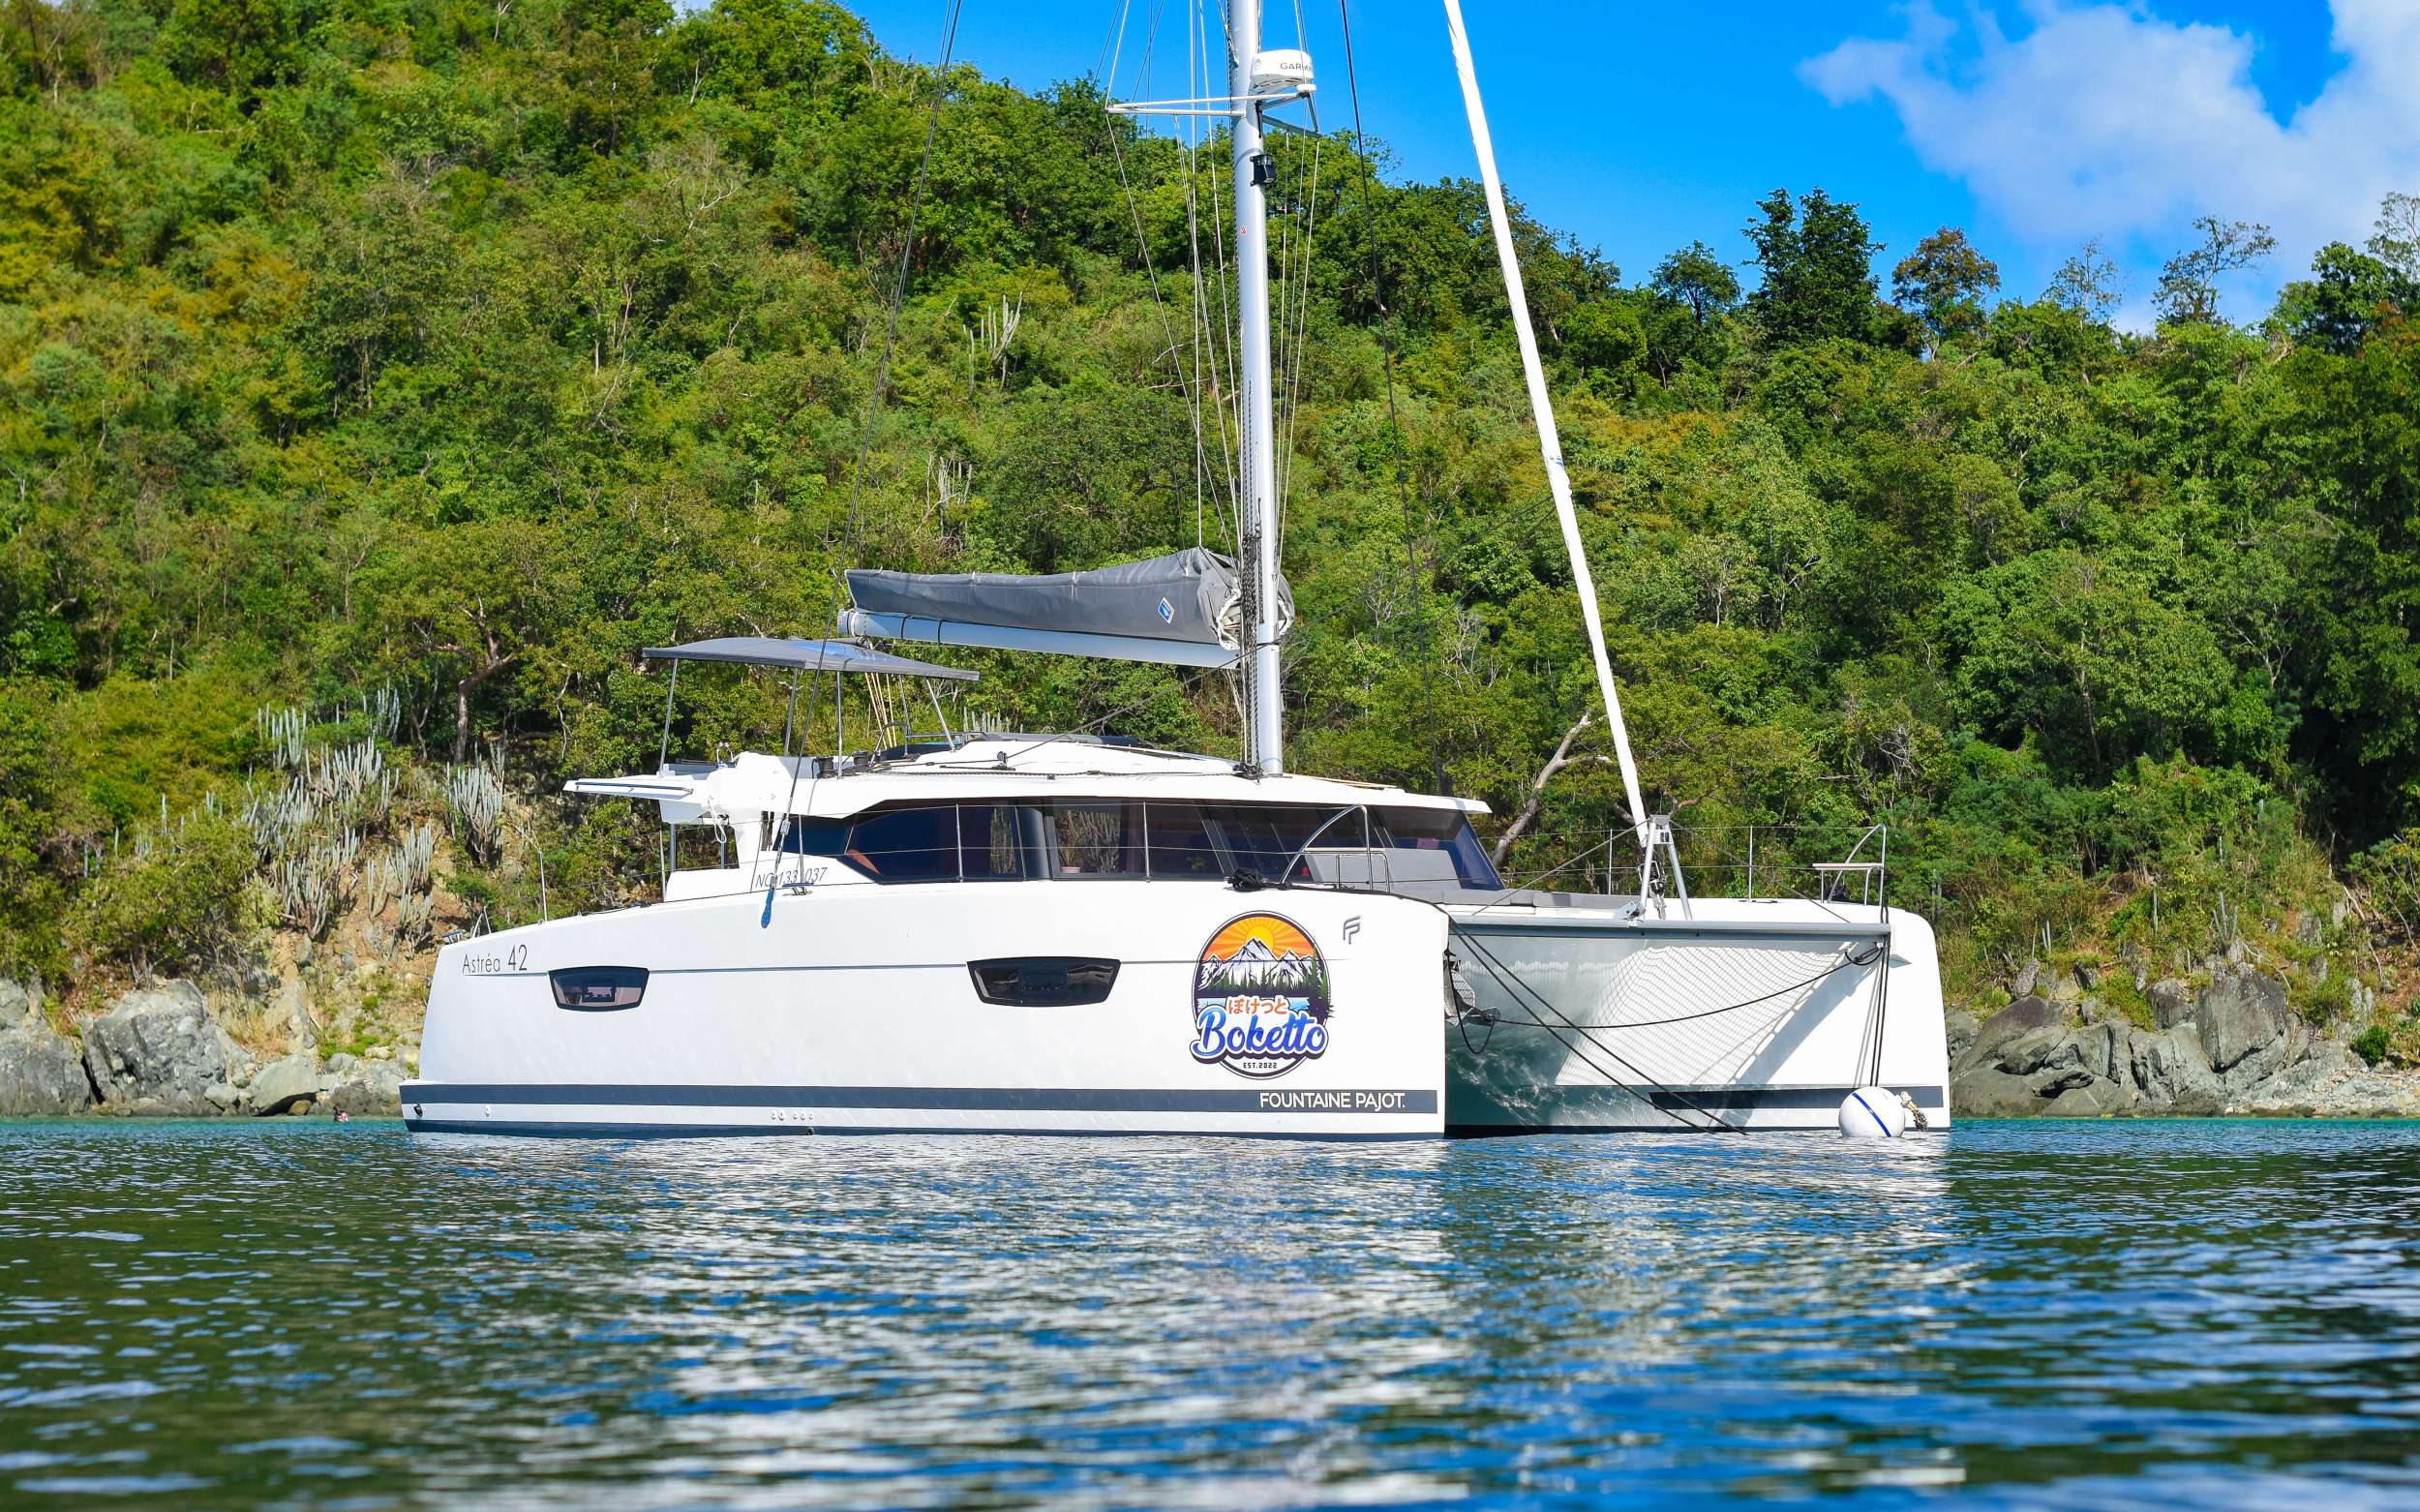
403,0,1950,1137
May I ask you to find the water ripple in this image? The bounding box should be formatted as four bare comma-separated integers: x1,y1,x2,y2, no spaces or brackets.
1,1120,2418,1506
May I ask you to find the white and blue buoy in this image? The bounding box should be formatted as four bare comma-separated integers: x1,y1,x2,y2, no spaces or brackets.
1838,1086,1908,1138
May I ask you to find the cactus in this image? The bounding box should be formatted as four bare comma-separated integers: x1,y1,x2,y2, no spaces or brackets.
273,830,359,940
257,706,307,770
444,764,505,866
365,684,403,742
394,891,436,949
240,775,320,863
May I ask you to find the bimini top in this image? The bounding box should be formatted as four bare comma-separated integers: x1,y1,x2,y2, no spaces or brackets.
642,636,978,681
840,548,1294,670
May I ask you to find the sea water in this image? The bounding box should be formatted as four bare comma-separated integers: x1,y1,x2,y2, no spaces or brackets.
3,1119,2418,1508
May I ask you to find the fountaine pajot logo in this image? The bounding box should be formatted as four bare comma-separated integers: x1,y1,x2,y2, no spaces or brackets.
1191,913,1333,1078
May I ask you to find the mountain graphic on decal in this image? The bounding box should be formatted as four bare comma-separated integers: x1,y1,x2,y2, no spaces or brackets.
1197,937,1317,990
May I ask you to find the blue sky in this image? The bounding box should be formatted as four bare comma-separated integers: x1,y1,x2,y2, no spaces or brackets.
832,2,2417,327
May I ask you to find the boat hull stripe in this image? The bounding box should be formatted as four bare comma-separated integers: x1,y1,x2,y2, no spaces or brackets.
1638,1085,1945,1110
402,1083,1439,1114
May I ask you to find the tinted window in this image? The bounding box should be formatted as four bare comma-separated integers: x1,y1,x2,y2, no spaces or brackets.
1377,808,1504,890
776,817,852,856
1051,801,1144,877
843,806,958,881
1203,804,1334,883
959,803,1038,881
1145,802,1225,878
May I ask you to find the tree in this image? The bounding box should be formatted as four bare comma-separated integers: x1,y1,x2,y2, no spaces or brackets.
2155,216,2276,326
1742,188,1881,346
1891,227,2000,348
2277,242,2413,354
2371,192,2420,283
1651,241,1739,325
2045,239,2122,323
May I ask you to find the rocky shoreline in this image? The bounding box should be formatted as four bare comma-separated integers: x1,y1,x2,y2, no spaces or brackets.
0,979,408,1120
6,968,2415,1123
1950,964,2420,1118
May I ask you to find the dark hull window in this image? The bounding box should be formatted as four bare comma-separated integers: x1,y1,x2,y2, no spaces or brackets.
968,957,1119,1007
551,966,648,1010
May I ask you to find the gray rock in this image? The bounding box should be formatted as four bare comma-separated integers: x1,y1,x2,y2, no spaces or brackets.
2012,959,2042,998
2044,1074,2132,1116
0,1008,93,1116
249,1053,325,1116
277,975,317,1045
329,1064,404,1117
2197,969,2290,1073
2128,1024,2222,1112
1951,1066,2042,1118
0,978,29,1022
82,983,249,1115
1944,1009,1981,1064
1963,996,2064,1068
203,1080,246,1114
2148,979,2193,1028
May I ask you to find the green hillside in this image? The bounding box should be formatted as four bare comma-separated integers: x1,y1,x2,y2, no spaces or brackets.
5,0,2420,1057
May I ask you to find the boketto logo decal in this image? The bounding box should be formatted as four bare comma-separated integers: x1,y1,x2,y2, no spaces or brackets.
1190,912,1333,1078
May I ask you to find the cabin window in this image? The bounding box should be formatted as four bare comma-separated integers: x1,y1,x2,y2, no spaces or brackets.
771,799,1497,891
959,803,1041,881
1145,802,1225,878
841,805,959,882
775,816,852,856
1201,804,1333,883
1050,801,1145,877
1375,808,1505,891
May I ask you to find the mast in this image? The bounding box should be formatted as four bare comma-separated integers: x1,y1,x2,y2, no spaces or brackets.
1232,0,1286,775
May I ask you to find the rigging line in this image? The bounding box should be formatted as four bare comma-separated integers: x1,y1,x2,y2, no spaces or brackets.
1275,125,1321,547
1135,0,1171,100
1457,834,1614,916
1110,0,1235,543
1100,0,1132,94
1448,944,1649,1104
1170,2,1241,549
1860,933,1894,1085
1202,11,1243,462
1338,0,1447,797
1450,931,1715,1133
1563,943,1883,1032
1185,0,1203,549
1453,927,1726,1132
1104,75,1213,519
1454,927,1742,1133
1177,5,1239,548
845,0,963,554
985,659,1233,766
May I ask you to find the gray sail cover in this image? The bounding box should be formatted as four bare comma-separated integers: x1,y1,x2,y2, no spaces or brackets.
846,548,1293,650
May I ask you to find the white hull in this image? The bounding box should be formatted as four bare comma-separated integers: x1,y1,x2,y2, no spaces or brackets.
1443,900,1951,1133
406,881,1450,1138
407,879,1949,1138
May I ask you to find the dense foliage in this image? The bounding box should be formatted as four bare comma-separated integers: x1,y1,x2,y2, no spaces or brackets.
5,0,2420,1041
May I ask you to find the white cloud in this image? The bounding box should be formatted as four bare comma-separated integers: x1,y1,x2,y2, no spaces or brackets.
1802,1,2420,306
